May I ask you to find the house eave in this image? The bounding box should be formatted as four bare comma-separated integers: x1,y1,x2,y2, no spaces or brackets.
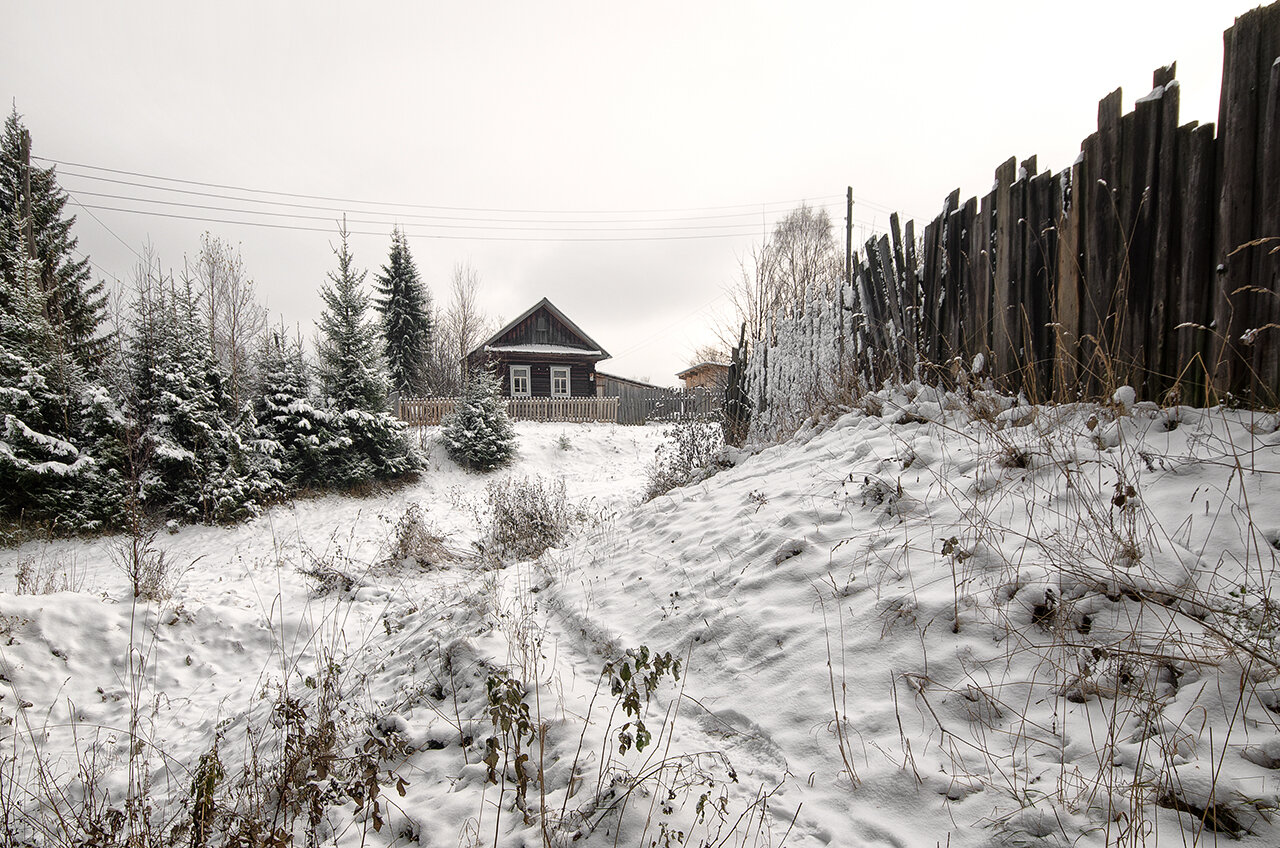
467,297,612,360
484,344,608,359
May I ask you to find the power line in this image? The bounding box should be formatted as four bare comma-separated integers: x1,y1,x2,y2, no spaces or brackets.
64,189,864,234
65,192,145,262
72,202,832,242
74,200,890,242
73,248,119,283
611,290,730,359
37,155,844,216
57,172,843,226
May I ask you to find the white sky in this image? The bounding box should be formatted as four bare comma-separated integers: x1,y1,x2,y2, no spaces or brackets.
5,1,1241,385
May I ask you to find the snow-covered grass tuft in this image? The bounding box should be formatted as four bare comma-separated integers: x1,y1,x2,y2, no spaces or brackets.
481,475,573,564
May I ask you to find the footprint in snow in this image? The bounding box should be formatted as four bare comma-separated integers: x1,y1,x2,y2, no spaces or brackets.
773,538,809,565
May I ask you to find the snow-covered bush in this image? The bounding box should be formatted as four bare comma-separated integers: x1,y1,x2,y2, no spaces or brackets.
384,502,450,568
482,474,569,562
644,418,726,500
0,245,123,532
128,282,282,523
441,369,516,471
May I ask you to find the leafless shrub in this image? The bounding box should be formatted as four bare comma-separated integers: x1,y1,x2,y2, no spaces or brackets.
109,528,176,601
383,503,453,569
644,419,727,501
13,551,83,595
482,475,571,563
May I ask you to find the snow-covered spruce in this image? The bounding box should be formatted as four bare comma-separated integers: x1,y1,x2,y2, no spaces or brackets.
440,368,516,471
315,223,419,486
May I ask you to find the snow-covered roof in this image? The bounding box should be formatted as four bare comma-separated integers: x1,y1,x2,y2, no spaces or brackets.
676,360,730,378
485,344,604,356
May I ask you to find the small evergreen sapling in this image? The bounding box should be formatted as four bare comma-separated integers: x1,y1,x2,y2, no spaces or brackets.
441,369,516,471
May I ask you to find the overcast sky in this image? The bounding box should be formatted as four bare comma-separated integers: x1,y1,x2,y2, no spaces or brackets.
5,1,1242,385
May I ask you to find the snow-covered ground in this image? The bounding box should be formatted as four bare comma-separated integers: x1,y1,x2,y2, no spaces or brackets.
4,400,1280,848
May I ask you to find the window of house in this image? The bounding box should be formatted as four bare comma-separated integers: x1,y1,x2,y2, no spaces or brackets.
551,366,570,397
535,314,549,344
510,365,531,397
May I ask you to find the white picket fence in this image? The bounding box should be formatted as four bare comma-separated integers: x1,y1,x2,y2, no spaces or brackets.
398,396,620,426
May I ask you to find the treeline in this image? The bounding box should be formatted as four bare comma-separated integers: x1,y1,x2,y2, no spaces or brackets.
0,111,484,536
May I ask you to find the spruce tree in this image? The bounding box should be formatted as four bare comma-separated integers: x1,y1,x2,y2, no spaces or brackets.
318,224,386,412
0,225,92,524
316,223,418,485
0,118,126,532
441,368,516,471
0,109,110,373
254,329,333,489
373,227,431,396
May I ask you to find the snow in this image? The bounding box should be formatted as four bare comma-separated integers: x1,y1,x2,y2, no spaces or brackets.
1112,384,1136,410
4,405,1280,847
1135,84,1165,103
484,344,604,356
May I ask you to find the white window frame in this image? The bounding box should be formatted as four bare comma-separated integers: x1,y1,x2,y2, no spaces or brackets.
510,365,531,398
551,366,571,398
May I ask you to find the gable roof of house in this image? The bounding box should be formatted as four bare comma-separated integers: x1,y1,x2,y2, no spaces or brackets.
469,297,611,360
676,361,730,380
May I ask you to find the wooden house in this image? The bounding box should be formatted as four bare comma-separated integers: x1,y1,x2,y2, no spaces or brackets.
466,298,610,398
675,361,730,391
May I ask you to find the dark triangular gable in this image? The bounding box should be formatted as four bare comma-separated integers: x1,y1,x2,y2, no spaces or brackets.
472,297,610,359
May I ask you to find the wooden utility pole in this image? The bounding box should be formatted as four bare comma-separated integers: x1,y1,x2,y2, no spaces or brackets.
845,187,853,286
839,186,853,379
20,129,35,261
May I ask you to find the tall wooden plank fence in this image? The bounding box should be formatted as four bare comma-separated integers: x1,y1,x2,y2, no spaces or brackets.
839,4,1280,406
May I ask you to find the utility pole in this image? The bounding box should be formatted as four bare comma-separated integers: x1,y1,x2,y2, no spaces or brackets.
845,186,853,288
839,186,853,381
20,129,35,261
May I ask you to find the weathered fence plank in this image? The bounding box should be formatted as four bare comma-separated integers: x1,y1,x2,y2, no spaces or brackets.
1216,10,1262,397
1174,121,1217,402
1150,68,1181,398
1055,161,1083,394
959,196,979,360
1258,58,1280,399
993,157,1017,380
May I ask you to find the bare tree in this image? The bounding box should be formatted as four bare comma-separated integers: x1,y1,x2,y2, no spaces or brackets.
728,241,775,346
769,203,841,311
688,343,730,366
427,261,489,394
727,203,841,345
448,262,487,376
190,233,267,408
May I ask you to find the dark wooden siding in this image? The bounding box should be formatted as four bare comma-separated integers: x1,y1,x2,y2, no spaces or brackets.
494,307,594,350
488,356,597,398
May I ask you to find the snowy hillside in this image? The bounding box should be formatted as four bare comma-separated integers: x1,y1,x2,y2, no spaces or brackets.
4,400,1280,847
